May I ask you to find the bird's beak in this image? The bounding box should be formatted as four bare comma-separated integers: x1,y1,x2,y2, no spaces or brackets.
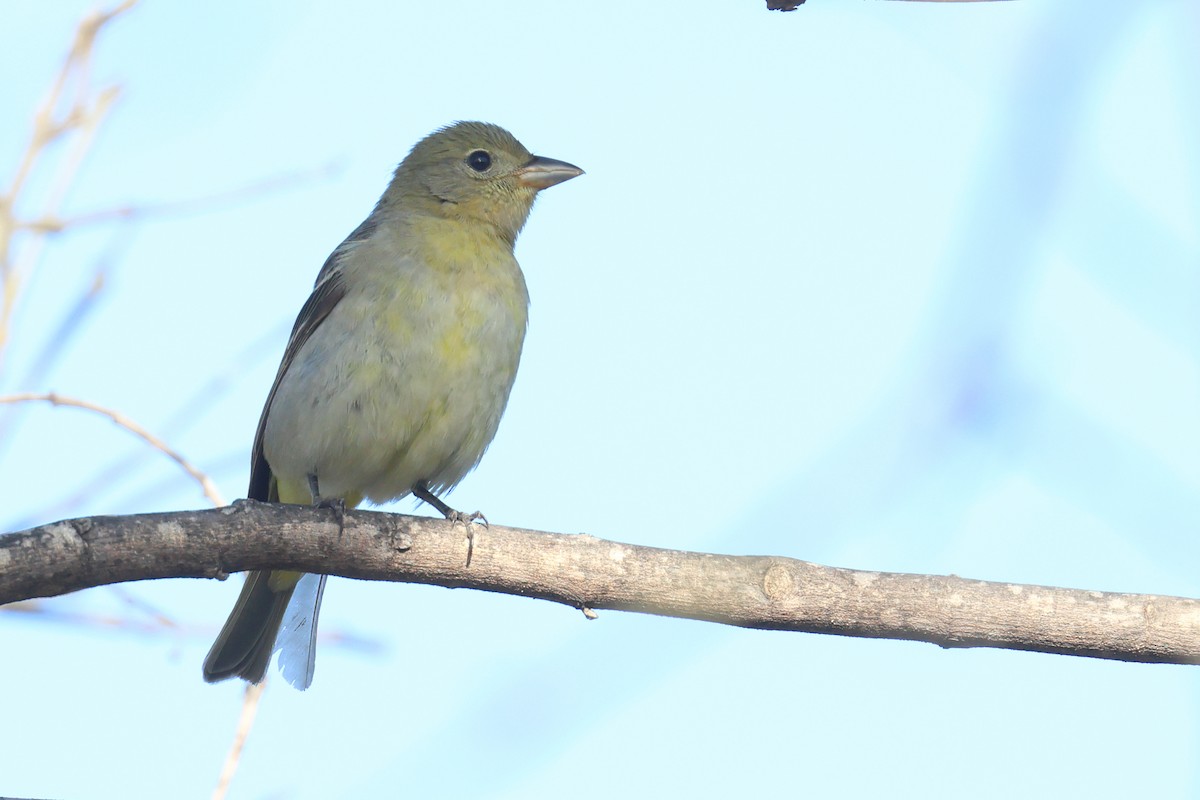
517,156,584,190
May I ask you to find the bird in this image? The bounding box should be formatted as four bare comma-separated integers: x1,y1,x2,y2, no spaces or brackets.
202,121,582,689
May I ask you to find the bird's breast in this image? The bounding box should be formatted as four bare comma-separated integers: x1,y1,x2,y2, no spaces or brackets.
262,222,531,502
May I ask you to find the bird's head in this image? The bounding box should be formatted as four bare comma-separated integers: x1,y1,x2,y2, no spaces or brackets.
388,121,583,244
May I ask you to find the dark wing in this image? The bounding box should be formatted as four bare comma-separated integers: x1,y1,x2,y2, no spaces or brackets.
247,266,349,502
248,210,381,501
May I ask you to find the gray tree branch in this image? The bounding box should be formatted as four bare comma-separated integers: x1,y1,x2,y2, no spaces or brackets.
2,500,1197,665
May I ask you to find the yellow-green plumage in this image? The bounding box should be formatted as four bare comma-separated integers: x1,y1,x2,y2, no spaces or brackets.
202,122,582,688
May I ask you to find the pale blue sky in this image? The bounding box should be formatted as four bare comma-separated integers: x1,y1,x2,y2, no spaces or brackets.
1,2,1197,798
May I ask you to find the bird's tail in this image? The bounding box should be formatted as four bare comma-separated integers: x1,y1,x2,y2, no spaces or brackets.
202,570,296,685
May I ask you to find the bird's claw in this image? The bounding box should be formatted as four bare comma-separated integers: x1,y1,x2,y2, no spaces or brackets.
446,510,487,567
316,496,346,537
447,509,488,528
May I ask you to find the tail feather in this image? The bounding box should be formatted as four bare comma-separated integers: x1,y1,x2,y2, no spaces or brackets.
276,573,327,690
203,570,295,685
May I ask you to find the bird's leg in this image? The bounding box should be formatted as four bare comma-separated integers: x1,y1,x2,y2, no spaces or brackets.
412,481,488,525
413,481,487,566
307,473,345,537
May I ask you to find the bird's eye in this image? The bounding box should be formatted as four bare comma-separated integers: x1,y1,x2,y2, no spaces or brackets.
466,150,492,172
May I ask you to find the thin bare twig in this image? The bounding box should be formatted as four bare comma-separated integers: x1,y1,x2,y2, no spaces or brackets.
212,682,266,800
19,160,344,235
0,1,137,363
13,319,289,526
767,0,1012,8
0,392,226,506
1,598,384,656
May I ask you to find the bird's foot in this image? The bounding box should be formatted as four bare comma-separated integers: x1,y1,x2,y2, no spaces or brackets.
316,496,346,537
412,481,487,566
447,510,488,567
308,473,345,537
446,509,489,528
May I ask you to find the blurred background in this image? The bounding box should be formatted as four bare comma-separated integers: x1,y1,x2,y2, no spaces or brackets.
1,1,1197,797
